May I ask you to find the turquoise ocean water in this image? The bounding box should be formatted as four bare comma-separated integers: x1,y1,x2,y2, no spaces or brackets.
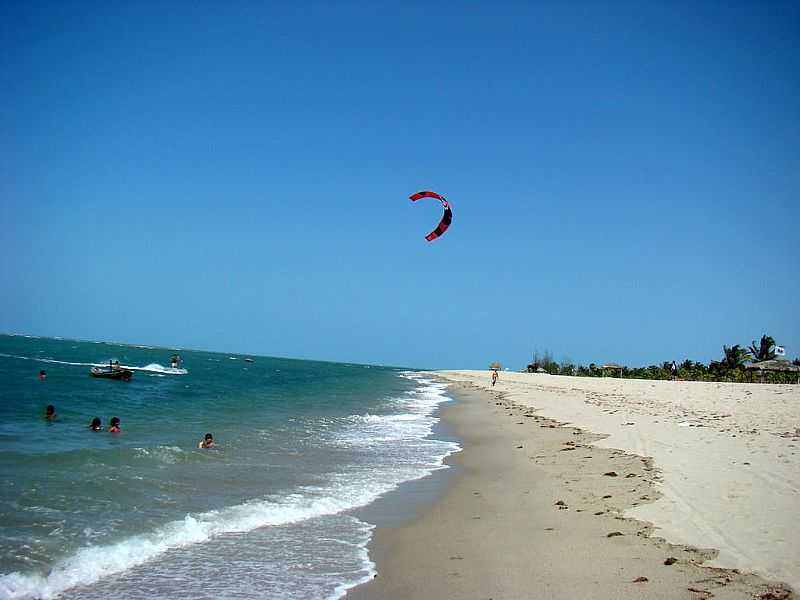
0,335,459,600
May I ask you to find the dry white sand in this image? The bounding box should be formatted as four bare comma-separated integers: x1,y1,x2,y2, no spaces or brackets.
437,371,800,591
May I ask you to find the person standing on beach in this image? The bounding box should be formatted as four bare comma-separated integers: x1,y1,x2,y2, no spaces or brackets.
670,360,678,381
491,370,498,386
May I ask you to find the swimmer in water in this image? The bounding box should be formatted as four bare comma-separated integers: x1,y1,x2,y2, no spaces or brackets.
90,417,102,431
108,417,121,433
39,370,46,380
45,404,57,421
198,432,215,449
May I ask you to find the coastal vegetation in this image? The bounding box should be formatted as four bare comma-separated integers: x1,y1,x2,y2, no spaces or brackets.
527,334,800,384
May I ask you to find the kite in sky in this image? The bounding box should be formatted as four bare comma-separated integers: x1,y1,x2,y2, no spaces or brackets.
409,190,452,242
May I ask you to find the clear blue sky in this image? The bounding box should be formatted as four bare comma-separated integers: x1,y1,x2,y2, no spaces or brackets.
1,1,798,369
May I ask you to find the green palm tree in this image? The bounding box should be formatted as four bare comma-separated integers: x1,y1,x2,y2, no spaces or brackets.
722,345,751,369
749,335,776,362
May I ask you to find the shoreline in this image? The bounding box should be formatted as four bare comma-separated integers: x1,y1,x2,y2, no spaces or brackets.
347,376,795,599
351,394,462,531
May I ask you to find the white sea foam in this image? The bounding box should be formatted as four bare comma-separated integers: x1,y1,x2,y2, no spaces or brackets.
0,474,434,600
336,375,454,451
330,519,377,600
129,363,188,375
133,446,185,464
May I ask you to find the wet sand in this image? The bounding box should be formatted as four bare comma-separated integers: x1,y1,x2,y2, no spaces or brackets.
347,377,795,600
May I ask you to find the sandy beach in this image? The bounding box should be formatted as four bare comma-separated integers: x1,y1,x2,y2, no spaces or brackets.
348,373,797,599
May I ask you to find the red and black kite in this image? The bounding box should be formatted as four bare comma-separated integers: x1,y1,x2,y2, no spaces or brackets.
409,190,452,242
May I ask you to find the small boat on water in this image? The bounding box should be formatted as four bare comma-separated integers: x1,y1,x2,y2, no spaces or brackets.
90,366,133,381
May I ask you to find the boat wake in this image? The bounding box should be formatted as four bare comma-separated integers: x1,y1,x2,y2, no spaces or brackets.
131,363,188,375
0,354,188,375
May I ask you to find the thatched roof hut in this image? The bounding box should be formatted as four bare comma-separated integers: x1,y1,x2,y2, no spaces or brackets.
601,363,624,377
489,362,502,371
746,359,800,372
745,359,800,383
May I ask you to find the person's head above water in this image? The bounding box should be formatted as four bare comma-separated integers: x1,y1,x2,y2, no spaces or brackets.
108,417,121,432
39,370,46,379
45,405,56,419
90,417,102,431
